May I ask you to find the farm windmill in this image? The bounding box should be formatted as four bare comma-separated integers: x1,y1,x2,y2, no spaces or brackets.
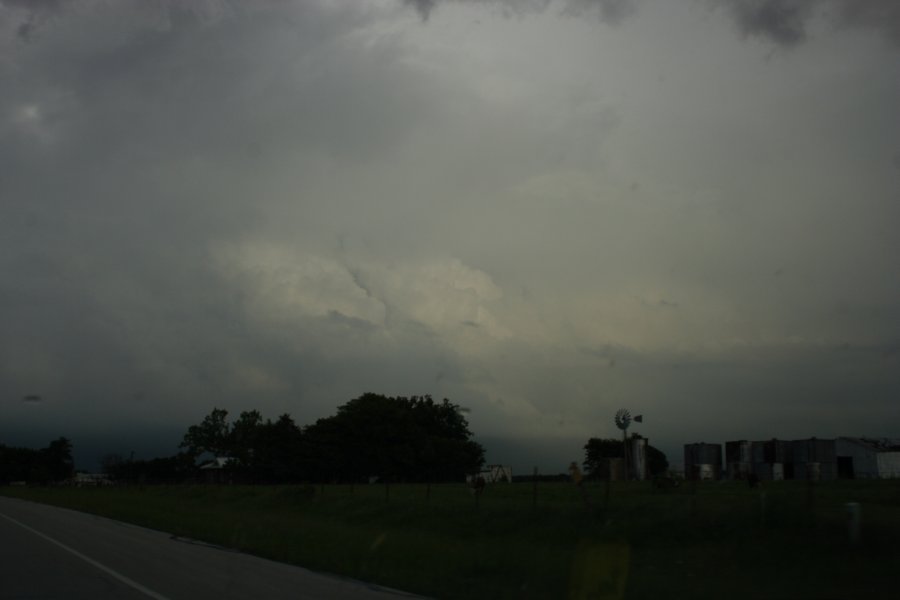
614,409,643,480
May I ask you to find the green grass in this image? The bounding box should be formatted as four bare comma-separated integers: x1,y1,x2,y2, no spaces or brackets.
3,480,899,599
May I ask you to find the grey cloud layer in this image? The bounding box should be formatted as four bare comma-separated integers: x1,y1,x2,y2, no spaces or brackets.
2,0,898,469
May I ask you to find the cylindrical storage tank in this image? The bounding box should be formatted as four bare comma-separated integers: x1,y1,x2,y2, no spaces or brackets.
701,444,721,465
771,463,784,480
751,442,766,464
806,462,821,482
606,458,623,481
755,463,785,480
792,440,809,465
727,462,751,480
630,437,647,480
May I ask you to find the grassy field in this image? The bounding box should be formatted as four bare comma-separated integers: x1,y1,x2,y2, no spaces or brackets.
3,479,899,599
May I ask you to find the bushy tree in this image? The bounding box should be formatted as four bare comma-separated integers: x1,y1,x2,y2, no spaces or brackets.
305,393,484,483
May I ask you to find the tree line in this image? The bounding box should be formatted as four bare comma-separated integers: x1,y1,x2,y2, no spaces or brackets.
0,437,74,484
1,396,670,486
108,393,486,485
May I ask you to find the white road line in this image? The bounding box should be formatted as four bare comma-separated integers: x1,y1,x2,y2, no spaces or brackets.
0,509,171,600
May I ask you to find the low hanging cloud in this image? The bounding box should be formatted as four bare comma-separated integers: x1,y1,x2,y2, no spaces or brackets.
712,0,900,47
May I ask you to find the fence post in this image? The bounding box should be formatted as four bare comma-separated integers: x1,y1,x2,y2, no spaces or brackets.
806,476,815,518
846,502,861,546
604,459,612,510
532,467,538,510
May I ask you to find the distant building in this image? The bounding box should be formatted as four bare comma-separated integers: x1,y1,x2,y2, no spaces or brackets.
750,438,791,481
684,443,722,480
467,464,512,484
836,438,900,479
791,438,836,480
725,440,751,480
722,438,836,481
70,473,113,487
199,456,235,484
706,437,900,481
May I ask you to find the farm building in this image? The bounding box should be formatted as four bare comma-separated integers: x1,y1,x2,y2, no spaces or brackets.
684,443,722,480
750,439,790,481
835,438,900,479
723,438,837,481
791,438,837,480
725,440,751,480
199,457,235,484
692,437,900,481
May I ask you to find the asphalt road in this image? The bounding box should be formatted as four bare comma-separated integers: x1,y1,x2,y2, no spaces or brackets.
0,496,425,600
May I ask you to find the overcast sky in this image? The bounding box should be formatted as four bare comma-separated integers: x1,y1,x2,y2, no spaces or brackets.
2,0,898,472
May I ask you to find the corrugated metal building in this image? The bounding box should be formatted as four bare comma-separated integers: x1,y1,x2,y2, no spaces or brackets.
836,438,900,479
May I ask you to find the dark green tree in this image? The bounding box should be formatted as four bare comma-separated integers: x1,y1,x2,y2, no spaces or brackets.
305,393,484,483
228,410,264,465
180,408,231,458
41,437,74,481
252,414,306,483
0,438,74,484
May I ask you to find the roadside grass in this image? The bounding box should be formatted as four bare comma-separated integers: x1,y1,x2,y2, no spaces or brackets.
3,480,899,599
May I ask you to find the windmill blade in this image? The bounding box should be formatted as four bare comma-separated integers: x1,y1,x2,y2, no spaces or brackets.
614,408,632,430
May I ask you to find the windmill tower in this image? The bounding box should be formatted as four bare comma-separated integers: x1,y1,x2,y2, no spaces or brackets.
615,409,643,480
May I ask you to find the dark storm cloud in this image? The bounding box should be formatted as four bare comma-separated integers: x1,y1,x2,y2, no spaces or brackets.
561,0,636,23
0,0,69,39
403,0,637,24
713,0,900,47
715,0,820,46
834,0,900,46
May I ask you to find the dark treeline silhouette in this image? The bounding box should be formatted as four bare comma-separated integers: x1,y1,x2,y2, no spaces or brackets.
0,437,74,484
103,453,195,485
109,393,485,485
